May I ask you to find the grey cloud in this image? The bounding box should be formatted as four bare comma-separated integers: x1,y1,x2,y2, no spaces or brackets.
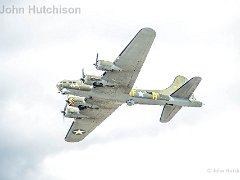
0,1,240,179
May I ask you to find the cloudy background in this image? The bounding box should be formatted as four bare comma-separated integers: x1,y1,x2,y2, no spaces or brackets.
1,0,240,179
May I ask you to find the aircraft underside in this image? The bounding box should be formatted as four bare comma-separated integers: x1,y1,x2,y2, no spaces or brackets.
56,28,203,142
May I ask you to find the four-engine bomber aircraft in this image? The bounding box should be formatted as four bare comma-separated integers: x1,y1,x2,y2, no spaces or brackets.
56,28,203,142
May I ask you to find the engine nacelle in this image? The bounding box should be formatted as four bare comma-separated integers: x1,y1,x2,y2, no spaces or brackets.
83,74,117,87
67,95,99,110
95,60,122,72
67,96,86,106
57,80,92,92
69,83,93,91
64,106,88,119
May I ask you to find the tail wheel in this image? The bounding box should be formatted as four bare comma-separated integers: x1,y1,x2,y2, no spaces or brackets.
126,99,135,106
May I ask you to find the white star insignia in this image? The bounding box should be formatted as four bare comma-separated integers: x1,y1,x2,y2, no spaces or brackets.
138,91,144,97
72,129,86,135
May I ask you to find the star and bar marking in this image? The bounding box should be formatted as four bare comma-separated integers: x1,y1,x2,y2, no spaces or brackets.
137,91,144,97
72,129,86,135
130,89,145,98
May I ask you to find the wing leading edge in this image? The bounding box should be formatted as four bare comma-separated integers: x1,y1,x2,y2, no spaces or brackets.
102,28,156,91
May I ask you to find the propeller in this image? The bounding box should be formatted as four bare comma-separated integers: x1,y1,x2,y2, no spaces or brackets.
93,53,99,67
81,68,86,83
82,68,85,78
66,99,70,104
60,103,68,121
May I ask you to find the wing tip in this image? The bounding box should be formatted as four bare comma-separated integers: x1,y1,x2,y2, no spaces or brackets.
141,27,156,36
160,117,170,123
191,76,202,84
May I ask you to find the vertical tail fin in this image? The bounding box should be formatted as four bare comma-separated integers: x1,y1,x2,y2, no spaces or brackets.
160,77,202,123
151,75,188,95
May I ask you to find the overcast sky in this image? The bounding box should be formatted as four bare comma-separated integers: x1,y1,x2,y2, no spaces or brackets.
1,0,240,179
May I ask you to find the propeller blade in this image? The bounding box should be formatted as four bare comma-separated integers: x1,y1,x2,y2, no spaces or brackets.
61,103,68,121
81,68,86,83
96,53,99,62
60,103,67,115
62,113,65,122
65,94,70,104
61,110,65,122
82,68,85,78
64,103,67,112
94,53,99,67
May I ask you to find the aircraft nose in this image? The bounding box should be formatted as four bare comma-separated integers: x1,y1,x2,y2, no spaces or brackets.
56,82,63,90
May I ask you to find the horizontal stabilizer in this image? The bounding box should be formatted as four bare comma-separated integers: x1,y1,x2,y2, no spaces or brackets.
160,76,202,123
160,105,182,123
171,76,201,99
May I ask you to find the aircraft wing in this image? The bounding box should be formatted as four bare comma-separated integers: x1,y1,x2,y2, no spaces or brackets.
65,101,121,142
102,28,156,91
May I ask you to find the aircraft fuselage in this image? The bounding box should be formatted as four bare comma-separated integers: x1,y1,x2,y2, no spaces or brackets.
57,83,202,108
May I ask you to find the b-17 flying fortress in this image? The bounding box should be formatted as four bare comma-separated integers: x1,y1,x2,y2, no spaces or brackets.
56,28,203,142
